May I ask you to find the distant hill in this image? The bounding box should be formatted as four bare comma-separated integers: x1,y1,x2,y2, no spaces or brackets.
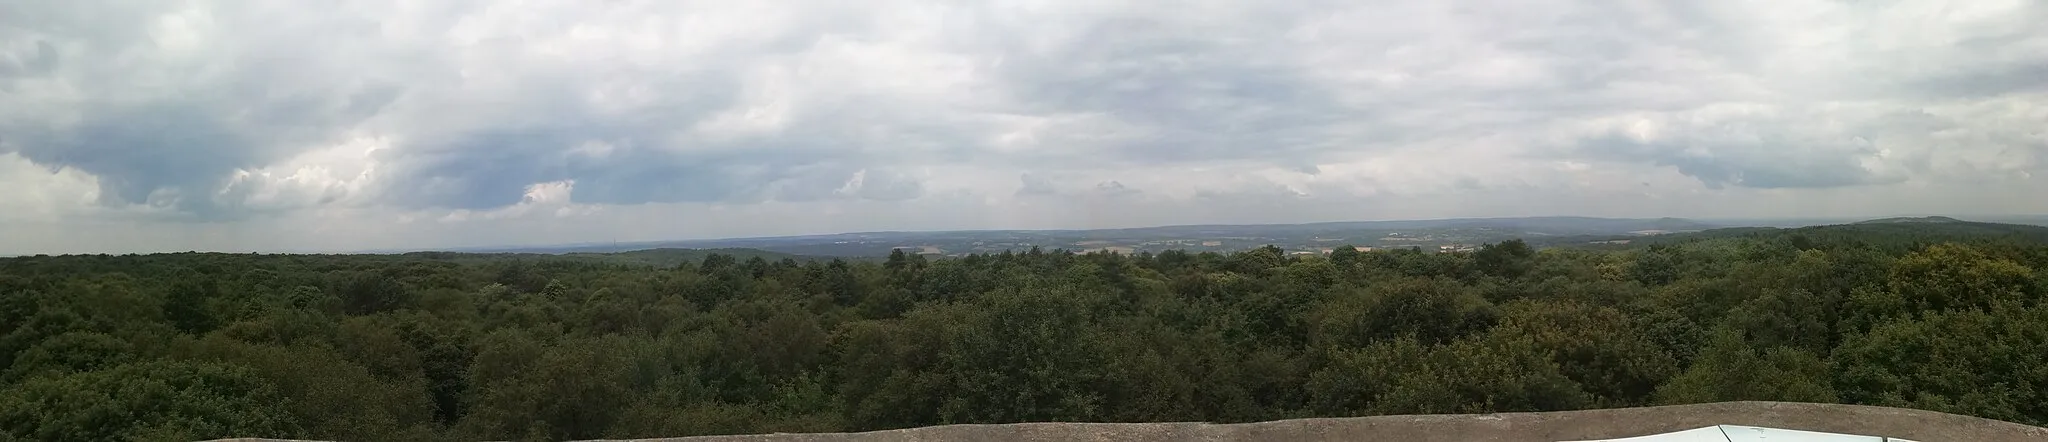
1579,217,2048,250
1094,216,1717,237
1853,215,1966,224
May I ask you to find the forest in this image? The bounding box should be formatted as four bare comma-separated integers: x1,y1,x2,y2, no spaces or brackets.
3,228,2048,441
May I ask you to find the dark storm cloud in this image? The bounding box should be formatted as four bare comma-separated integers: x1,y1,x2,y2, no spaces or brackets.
14,105,248,208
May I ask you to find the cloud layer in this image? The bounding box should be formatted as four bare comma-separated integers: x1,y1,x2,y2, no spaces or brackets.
2,0,2045,253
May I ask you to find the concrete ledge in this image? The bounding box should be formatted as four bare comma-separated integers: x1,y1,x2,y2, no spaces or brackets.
204,402,2048,442
606,402,2048,442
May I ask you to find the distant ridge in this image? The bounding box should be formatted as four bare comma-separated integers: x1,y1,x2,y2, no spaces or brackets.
1597,216,2048,249
1854,216,1967,224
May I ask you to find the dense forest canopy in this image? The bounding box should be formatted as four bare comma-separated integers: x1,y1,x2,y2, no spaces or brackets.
4,229,2048,441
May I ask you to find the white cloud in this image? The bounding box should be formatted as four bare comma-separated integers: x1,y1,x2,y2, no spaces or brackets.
216,135,390,213
0,153,102,222
436,179,595,223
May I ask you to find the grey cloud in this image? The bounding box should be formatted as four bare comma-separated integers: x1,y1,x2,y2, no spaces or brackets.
389,128,592,210
1093,181,1140,196
849,169,924,201
0,1,173,48
345,10,991,211
959,8,1360,169
0,40,58,77
1863,110,1956,135
1195,178,1303,201
384,110,925,209
772,165,865,202
345,85,405,119
22,106,248,208
1903,61,2048,100
578,153,800,205
1016,173,1058,196
387,127,851,209
1574,133,1890,189
3,0,2047,232
0,2,406,219
1014,174,1139,198
369,66,779,208
1885,4,2048,100
5,98,375,220
1562,96,2043,190
9,0,884,216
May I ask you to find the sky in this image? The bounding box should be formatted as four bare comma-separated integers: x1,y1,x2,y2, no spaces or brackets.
2,0,2045,254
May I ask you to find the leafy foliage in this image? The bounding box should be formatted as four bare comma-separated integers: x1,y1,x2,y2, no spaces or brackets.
0,361,301,441
5,230,2048,440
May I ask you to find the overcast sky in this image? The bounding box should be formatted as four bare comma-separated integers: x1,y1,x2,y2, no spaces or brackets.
3,0,2045,254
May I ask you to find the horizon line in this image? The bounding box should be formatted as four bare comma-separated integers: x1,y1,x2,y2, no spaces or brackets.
12,213,2047,258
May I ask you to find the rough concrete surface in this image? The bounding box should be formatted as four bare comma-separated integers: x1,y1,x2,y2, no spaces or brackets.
204,401,2048,442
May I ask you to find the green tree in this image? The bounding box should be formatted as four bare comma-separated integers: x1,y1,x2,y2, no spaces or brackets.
164,279,221,334
1308,277,1496,347
1473,239,1536,279
934,285,1112,424
335,272,416,315
0,361,302,441
1491,300,1676,406
459,336,634,440
1831,305,2048,424
1231,245,1287,274
1306,338,1433,415
1,331,135,382
179,336,441,441
1310,334,1592,416
8,229,2048,433
1329,245,1363,268
1883,243,2037,313
1652,328,1836,405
